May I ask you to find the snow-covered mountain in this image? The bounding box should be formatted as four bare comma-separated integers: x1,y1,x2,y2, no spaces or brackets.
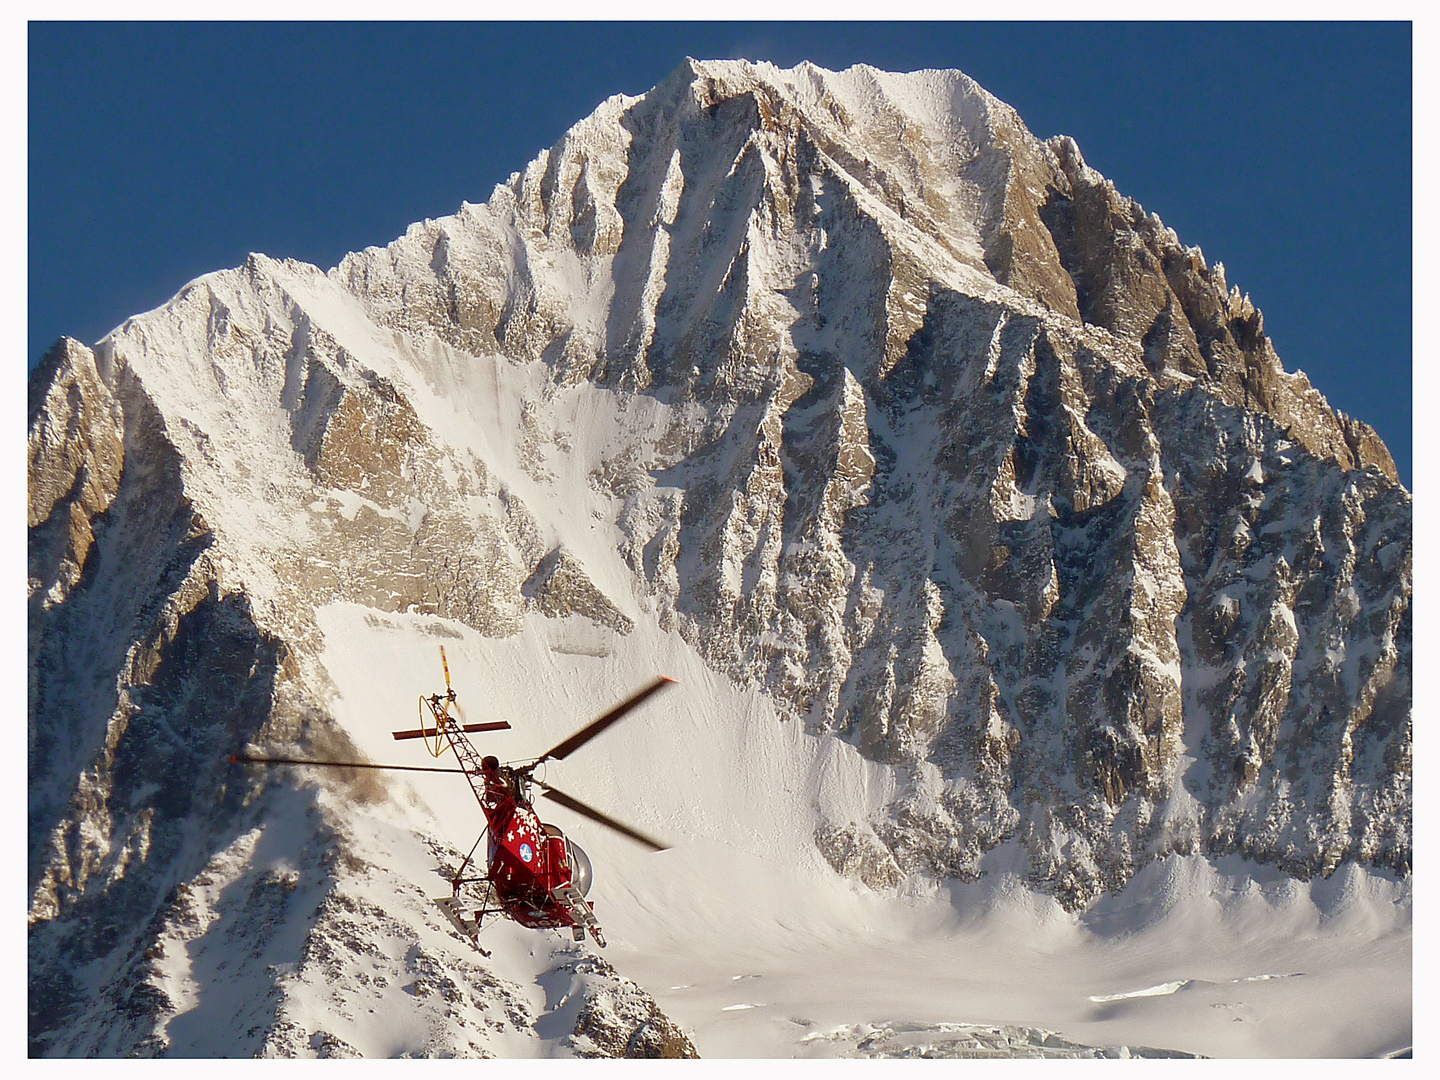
29,59,1410,1058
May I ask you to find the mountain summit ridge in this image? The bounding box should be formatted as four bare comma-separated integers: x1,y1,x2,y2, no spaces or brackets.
29,59,1409,1056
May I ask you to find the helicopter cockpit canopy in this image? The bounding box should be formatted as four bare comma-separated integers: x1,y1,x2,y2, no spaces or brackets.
568,837,593,897
542,822,594,897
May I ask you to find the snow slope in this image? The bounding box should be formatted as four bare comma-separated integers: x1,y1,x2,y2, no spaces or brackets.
310,604,1411,1059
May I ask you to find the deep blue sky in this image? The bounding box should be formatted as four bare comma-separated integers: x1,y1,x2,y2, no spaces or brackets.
28,22,1412,484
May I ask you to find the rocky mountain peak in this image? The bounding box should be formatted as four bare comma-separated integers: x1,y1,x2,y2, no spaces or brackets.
29,59,1409,1056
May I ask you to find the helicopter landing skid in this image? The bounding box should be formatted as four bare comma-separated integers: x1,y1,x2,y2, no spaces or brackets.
554,884,606,948
435,895,492,957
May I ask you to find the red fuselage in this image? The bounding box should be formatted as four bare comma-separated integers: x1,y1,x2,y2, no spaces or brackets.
478,762,581,929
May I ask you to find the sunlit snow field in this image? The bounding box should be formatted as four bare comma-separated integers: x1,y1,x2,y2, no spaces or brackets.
311,604,1411,1059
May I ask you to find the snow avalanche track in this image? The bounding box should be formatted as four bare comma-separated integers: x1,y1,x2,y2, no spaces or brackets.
314,604,1411,1059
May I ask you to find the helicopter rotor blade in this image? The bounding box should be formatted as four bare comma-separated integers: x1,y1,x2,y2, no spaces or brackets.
234,754,671,850
532,676,675,766
231,753,466,775
533,780,669,852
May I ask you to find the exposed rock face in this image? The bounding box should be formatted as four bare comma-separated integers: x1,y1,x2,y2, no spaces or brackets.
522,547,635,633
815,820,905,891
329,58,1409,902
551,955,700,1058
29,58,1408,1054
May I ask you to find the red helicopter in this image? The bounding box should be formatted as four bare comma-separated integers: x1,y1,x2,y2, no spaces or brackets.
234,647,674,951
